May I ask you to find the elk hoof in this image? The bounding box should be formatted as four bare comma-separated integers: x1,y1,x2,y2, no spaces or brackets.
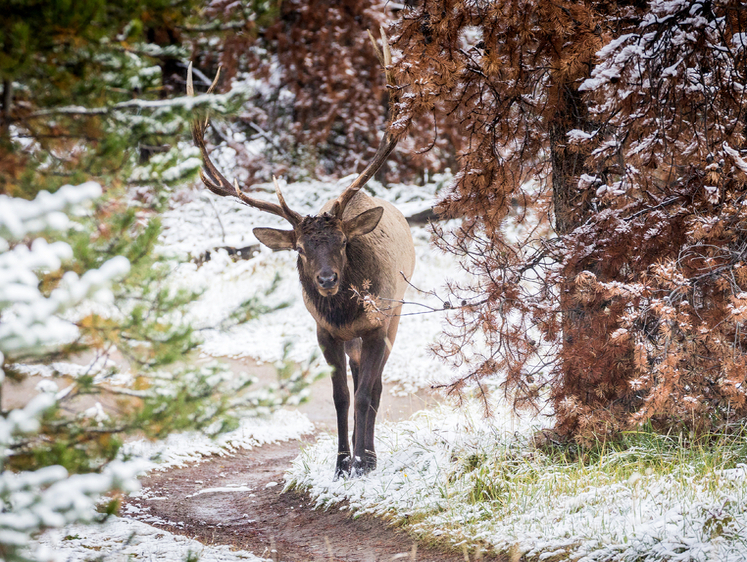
350,453,376,477
334,454,352,480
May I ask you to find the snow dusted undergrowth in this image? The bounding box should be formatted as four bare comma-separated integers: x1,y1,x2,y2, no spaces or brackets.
288,403,747,562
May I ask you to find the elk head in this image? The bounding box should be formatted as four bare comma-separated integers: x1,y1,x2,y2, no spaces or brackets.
186,27,399,298
253,199,384,297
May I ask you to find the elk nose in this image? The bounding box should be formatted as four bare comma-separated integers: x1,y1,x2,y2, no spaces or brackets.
317,271,338,289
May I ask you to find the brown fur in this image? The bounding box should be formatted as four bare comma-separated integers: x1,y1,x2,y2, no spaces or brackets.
256,190,415,477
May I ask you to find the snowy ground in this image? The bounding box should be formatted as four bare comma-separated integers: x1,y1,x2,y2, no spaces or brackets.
124,409,315,471
288,403,747,562
40,517,268,562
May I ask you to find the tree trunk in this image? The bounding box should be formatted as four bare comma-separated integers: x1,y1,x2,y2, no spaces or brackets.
1,78,11,143
549,83,608,437
550,85,590,237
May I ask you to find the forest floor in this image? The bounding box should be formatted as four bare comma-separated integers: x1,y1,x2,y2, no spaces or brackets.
120,357,492,562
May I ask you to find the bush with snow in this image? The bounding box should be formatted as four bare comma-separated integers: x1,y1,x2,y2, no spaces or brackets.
0,184,142,562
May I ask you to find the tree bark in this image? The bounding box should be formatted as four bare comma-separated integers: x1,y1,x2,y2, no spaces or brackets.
1,78,11,142
550,85,591,237
549,83,605,437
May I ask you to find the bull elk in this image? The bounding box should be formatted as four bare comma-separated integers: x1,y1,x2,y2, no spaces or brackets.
186,30,415,477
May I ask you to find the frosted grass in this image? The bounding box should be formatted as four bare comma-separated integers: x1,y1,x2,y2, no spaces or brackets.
288,402,747,561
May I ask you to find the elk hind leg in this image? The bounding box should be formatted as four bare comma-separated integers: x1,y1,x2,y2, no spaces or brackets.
361,308,404,473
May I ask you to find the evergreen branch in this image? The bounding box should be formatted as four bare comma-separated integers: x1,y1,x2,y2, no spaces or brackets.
26,89,248,119
180,20,249,33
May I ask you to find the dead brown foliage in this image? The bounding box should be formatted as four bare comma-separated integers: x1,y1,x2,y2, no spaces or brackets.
196,0,458,184
394,0,747,442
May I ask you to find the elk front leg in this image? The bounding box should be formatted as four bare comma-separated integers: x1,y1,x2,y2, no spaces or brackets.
318,327,350,479
351,331,388,476
345,338,362,451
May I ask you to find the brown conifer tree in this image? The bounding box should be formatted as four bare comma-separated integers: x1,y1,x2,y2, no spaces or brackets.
394,0,747,440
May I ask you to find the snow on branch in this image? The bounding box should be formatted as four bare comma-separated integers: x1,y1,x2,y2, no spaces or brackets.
1,184,130,364
27,86,252,119
0,182,101,240
723,142,747,174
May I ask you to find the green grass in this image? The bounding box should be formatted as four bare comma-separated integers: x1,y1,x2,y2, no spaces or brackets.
427,425,747,558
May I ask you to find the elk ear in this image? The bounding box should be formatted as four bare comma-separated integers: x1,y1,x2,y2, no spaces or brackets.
253,227,296,251
344,207,384,238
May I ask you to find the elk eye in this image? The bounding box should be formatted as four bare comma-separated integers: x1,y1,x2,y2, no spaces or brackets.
296,246,305,255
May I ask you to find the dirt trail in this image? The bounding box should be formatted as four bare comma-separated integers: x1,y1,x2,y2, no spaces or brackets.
122,357,502,562
6,356,497,561
124,439,497,562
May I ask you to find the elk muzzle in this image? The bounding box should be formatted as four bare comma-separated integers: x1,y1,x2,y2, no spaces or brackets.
315,268,340,296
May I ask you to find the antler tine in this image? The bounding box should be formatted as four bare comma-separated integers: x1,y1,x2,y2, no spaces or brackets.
186,62,301,225
335,27,400,217
272,176,303,224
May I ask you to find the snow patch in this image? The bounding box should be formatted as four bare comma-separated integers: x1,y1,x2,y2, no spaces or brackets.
38,517,269,562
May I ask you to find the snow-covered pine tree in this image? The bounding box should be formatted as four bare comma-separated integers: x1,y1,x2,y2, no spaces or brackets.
0,3,313,559
0,184,141,562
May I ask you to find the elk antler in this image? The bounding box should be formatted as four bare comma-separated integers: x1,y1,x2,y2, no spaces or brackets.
186,62,302,226
334,27,401,218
